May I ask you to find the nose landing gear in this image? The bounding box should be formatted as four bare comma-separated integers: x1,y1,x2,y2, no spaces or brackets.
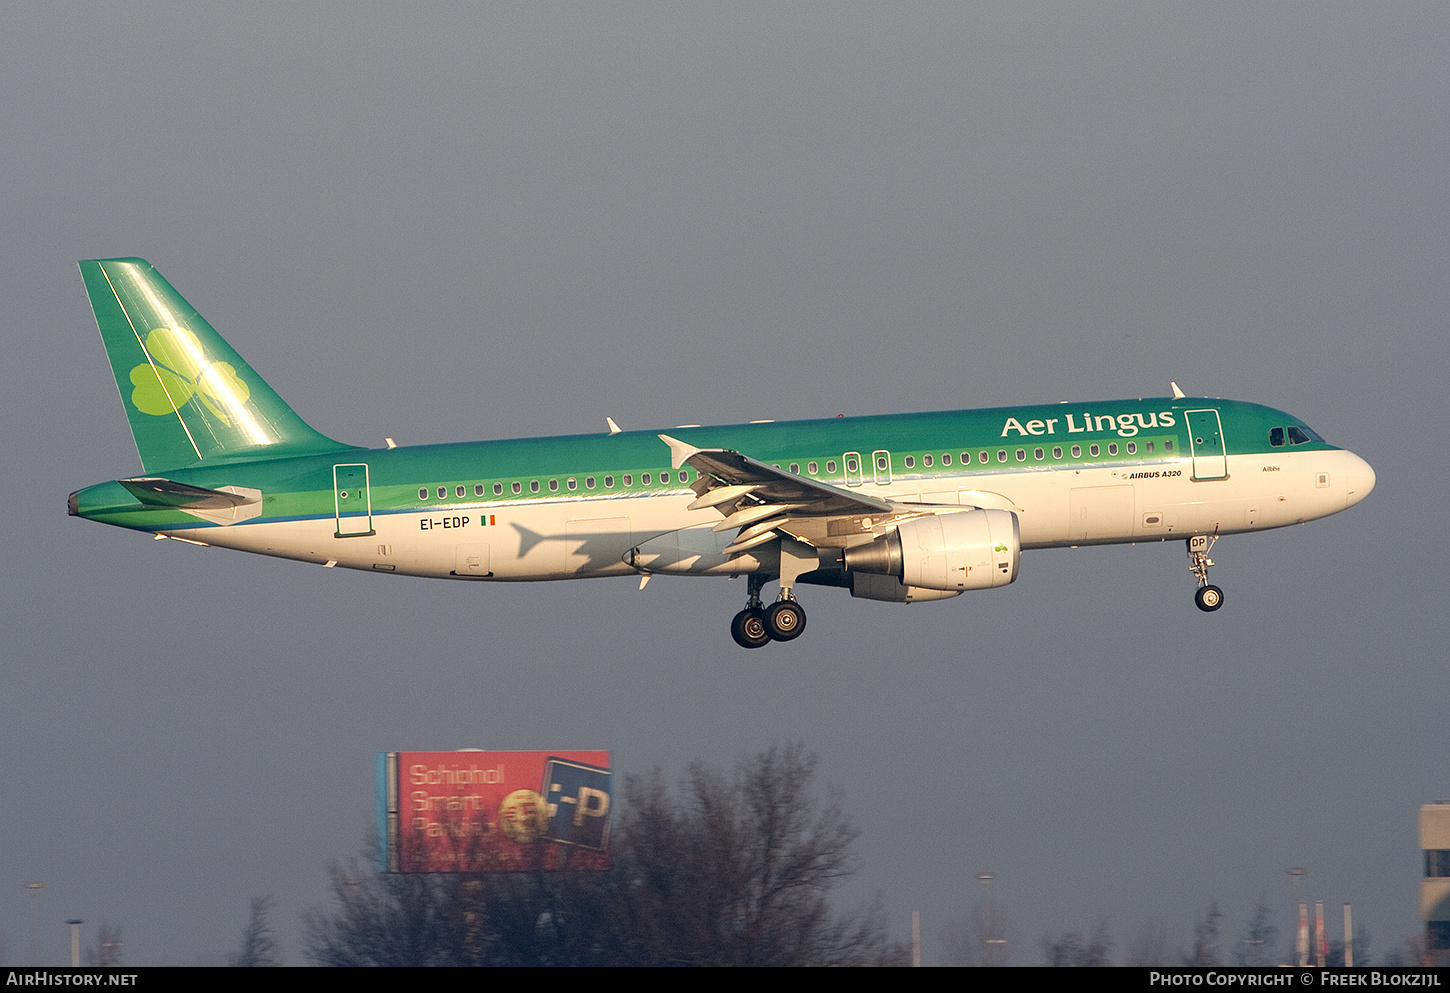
1188,533,1224,612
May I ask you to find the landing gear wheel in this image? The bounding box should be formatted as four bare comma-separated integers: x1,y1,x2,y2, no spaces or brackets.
764,600,806,641
1195,585,1224,612
731,608,771,649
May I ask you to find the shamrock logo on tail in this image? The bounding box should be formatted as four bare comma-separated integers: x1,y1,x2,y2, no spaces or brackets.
129,327,250,426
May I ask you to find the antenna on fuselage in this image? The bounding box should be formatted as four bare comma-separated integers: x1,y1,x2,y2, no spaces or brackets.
606,417,623,435
1170,382,1186,399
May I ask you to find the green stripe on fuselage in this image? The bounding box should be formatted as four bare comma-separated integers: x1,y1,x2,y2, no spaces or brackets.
70,398,1337,532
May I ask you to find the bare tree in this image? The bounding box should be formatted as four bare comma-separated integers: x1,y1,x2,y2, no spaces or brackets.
229,896,281,967
305,858,458,966
82,924,122,967
613,743,903,966
1122,919,1182,967
1327,924,1372,968
1043,919,1113,966
1235,895,1277,967
305,743,903,966
1186,902,1224,966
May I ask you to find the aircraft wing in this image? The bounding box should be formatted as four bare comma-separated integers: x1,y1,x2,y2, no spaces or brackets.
659,434,902,554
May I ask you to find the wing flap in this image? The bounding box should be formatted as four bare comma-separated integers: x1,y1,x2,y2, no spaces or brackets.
660,435,893,517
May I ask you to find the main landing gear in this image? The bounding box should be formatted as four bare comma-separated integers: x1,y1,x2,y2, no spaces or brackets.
1188,533,1224,612
730,575,808,649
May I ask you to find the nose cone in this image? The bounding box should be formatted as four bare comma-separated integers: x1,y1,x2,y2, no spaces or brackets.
1344,451,1376,507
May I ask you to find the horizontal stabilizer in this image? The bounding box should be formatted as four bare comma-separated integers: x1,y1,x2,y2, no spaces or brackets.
119,477,260,510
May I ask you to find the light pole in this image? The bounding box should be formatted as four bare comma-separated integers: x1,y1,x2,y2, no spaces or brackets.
23,883,41,967
66,920,82,968
1287,868,1306,967
976,872,1005,966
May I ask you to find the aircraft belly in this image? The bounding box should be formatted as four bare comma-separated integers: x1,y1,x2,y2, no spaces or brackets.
443,495,699,580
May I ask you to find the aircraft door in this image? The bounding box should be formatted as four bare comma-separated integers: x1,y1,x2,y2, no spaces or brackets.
333,463,375,537
872,450,893,486
1185,409,1228,481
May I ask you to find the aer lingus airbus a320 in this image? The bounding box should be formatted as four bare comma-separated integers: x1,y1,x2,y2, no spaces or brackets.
69,259,1375,647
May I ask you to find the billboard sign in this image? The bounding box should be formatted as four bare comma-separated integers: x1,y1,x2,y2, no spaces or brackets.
377,750,611,872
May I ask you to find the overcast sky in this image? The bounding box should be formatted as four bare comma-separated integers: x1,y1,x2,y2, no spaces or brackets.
2,2,1446,965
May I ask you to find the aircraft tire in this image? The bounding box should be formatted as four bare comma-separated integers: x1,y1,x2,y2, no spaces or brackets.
764,600,806,641
1195,585,1224,612
731,608,771,649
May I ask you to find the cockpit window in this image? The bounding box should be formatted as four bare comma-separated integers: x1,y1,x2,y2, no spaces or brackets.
1272,424,1323,446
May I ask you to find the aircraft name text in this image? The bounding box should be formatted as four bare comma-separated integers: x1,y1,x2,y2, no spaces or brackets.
1001,410,1177,438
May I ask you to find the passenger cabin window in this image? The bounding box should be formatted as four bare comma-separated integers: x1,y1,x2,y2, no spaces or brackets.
474,484,484,496
1035,447,1044,460
923,454,932,467
1071,445,1081,458
997,450,1007,463
457,485,466,498
512,482,522,494
942,454,951,465
438,487,447,499
567,478,577,490
530,481,540,493
419,488,429,500
604,475,614,488
904,456,914,468
549,479,558,491
1016,449,1025,461
642,473,650,485
1164,440,1173,451
1089,444,1100,457
1108,443,1118,456
808,462,818,474
978,452,988,464
827,460,837,473
1126,442,1136,455
586,477,595,488
1053,446,1063,458
494,483,502,495
790,463,800,473
623,474,632,486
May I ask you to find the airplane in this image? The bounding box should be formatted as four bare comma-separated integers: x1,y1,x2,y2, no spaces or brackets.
68,258,1376,648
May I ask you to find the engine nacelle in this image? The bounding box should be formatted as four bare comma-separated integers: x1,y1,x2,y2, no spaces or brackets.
849,572,963,602
843,509,1020,592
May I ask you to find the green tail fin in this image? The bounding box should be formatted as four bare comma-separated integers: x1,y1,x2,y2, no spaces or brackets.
80,258,356,473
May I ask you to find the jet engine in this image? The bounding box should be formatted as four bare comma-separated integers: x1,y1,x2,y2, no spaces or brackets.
843,509,1020,593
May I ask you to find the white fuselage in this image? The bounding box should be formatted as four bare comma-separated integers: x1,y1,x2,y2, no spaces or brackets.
167,447,1372,582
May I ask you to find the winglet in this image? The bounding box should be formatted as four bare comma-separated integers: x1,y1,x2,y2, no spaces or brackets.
1170,381,1186,399
657,434,700,470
